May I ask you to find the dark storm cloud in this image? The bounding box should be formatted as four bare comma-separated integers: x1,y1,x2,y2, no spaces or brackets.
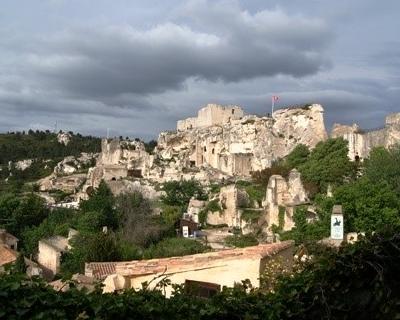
26,7,331,99
0,0,398,138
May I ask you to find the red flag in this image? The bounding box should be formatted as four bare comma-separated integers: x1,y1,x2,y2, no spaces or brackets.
272,95,279,102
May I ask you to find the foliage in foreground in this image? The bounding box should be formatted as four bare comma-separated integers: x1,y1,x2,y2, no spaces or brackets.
2,229,400,320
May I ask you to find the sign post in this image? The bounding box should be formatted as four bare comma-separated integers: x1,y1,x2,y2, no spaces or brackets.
182,226,189,238
331,205,344,240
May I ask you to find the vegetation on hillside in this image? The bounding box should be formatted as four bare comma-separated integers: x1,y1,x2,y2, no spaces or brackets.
0,130,101,193
0,130,101,164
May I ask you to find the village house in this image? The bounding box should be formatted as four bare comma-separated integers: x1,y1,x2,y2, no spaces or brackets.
37,229,77,279
0,228,18,250
0,229,19,272
0,245,18,272
85,241,294,297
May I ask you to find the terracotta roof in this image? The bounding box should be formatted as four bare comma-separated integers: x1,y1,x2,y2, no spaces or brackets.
85,262,117,279
86,241,293,279
0,245,18,266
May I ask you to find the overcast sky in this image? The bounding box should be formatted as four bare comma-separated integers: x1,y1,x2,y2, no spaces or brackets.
0,0,399,139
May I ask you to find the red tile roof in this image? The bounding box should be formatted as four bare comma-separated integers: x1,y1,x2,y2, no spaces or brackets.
0,245,18,266
85,262,116,279
85,241,293,279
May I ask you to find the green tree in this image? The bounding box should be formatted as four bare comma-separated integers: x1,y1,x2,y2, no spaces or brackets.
143,237,209,259
285,144,310,168
61,232,122,275
363,145,400,193
77,211,108,233
0,193,49,238
298,138,355,193
334,177,400,232
80,181,118,229
161,180,207,208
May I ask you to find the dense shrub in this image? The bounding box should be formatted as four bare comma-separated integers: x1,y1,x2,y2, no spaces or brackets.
224,234,259,248
3,229,399,319
143,237,209,259
161,179,207,208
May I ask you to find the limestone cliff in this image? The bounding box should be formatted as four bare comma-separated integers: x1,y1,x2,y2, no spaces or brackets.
81,103,328,198
331,112,400,160
264,169,308,231
156,103,327,177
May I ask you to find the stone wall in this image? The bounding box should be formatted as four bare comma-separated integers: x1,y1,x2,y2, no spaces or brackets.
177,104,244,131
37,236,68,279
98,242,294,295
331,112,400,160
207,185,248,227
264,169,308,231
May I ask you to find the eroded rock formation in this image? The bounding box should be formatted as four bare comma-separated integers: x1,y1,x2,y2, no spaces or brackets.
156,103,327,178
331,112,400,160
264,169,308,231
79,103,328,199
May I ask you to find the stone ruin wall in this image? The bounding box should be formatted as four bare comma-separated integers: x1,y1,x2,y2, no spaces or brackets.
331,112,400,160
177,103,244,131
264,169,308,232
159,103,328,178
79,103,329,200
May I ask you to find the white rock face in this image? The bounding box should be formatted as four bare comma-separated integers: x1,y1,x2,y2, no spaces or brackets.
264,169,308,231
177,104,244,131
38,173,87,193
185,198,206,223
57,132,72,145
79,103,328,197
14,159,33,171
157,103,327,178
331,112,400,160
53,153,97,175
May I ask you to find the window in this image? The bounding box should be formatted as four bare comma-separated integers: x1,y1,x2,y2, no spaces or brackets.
212,148,215,154
232,109,235,114
185,280,220,298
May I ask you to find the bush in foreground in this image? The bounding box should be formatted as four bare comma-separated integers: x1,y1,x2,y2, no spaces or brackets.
1,228,400,319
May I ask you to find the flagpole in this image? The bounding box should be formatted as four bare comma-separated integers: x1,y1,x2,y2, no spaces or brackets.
272,97,274,118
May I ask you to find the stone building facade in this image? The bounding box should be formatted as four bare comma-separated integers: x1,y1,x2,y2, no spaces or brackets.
177,104,244,131
85,241,294,296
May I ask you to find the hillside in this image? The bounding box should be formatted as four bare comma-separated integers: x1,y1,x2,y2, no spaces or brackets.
0,131,100,164
0,131,101,192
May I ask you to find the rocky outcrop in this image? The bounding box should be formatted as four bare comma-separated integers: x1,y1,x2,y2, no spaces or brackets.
57,132,72,145
54,153,97,175
38,153,97,195
38,173,87,194
14,159,33,171
264,169,308,231
185,198,206,223
106,180,160,199
331,112,400,160
79,103,328,200
156,103,327,178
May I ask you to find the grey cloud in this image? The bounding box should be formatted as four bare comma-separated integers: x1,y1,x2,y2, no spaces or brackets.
24,5,331,100
0,0,398,138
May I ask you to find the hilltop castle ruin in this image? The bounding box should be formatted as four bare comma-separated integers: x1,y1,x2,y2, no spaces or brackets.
78,103,328,193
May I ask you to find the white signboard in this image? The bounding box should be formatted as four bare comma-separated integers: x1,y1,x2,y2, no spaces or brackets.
182,226,189,238
331,214,344,240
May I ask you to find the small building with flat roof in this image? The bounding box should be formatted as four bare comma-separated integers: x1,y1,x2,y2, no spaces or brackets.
86,241,294,297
